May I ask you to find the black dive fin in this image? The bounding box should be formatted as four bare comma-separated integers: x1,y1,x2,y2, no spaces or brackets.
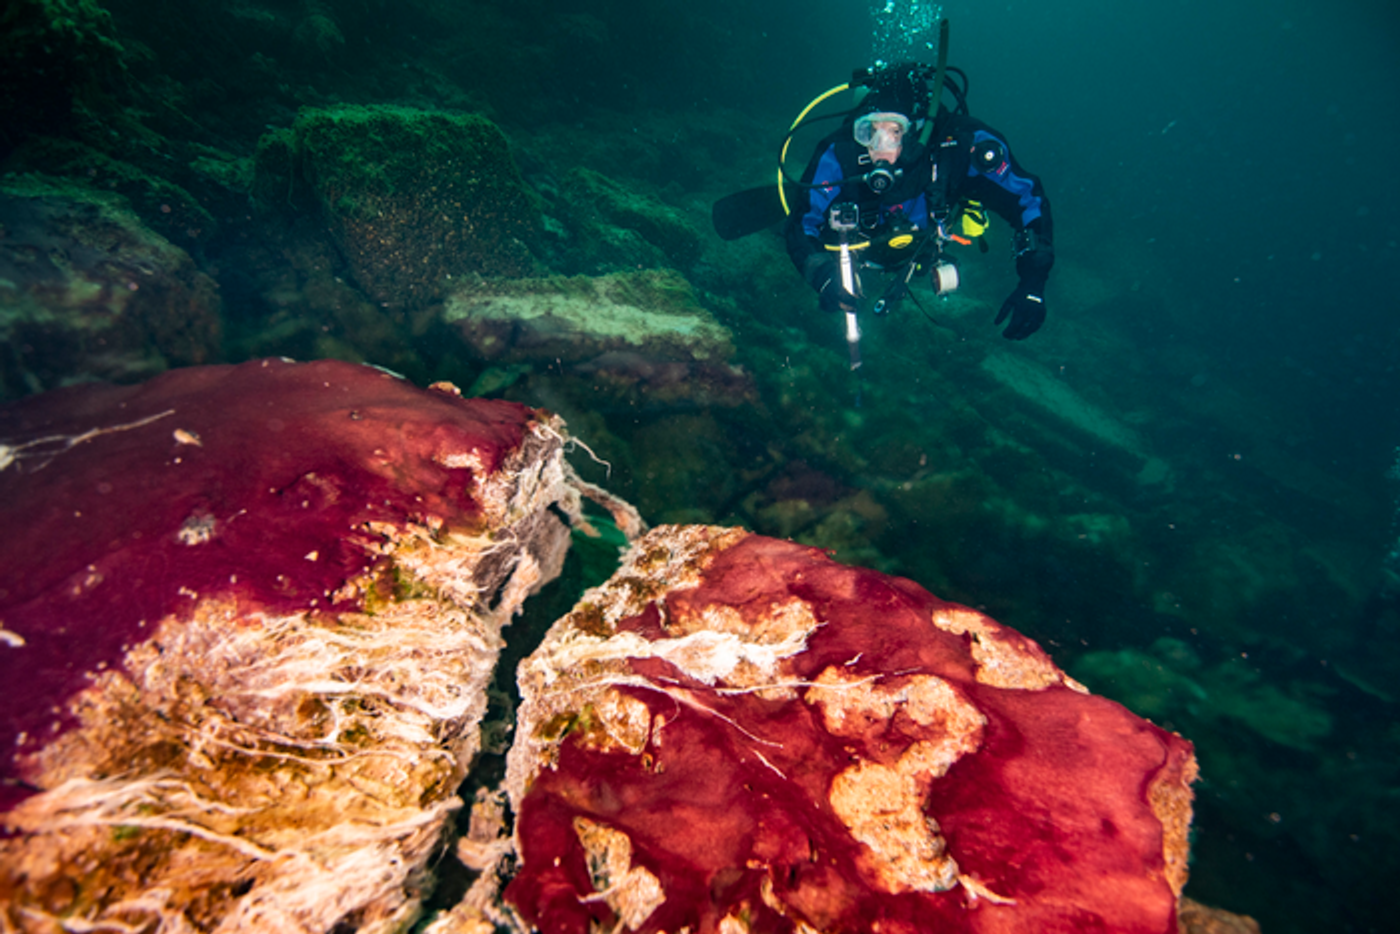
712,184,790,241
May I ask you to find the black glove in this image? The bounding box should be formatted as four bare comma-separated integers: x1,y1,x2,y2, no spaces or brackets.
803,255,859,313
997,232,1054,339
995,280,1046,340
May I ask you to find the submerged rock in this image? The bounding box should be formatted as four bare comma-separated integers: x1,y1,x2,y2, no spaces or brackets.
1178,897,1262,934
443,269,754,408
0,175,222,399
550,167,702,274
1073,638,1333,752
977,351,1172,489
0,358,588,932
0,0,125,145
503,525,1198,934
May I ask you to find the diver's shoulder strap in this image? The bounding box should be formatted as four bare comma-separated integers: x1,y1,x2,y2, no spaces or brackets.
923,115,976,222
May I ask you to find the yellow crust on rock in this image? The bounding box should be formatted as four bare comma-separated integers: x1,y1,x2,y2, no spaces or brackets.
1152,751,1199,897
931,606,1087,692
809,667,985,896
574,817,667,930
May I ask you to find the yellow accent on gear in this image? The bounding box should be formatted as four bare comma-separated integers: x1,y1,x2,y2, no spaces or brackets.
960,200,989,238
779,83,850,217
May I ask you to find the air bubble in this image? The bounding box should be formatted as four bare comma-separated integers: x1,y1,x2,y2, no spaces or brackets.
870,0,942,64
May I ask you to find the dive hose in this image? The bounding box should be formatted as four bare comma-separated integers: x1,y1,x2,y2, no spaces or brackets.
778,82,850,217
920,18,951,147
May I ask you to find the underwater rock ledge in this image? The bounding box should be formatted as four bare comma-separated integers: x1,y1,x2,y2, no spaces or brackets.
501,524,1198,934
0,358,586,933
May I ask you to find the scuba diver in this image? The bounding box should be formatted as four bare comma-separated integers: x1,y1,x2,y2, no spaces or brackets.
785,59,1054,340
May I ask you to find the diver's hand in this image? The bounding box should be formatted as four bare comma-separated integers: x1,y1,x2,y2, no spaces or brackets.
804,256,859,313
995,281,1046,340
819,278,860,313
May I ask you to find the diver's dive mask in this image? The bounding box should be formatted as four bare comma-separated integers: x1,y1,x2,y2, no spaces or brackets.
853,112,910,154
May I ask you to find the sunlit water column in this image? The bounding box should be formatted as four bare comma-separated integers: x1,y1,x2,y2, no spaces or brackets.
870,0,943,66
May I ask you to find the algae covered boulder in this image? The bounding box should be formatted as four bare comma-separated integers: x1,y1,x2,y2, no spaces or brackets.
503,524,1198,934
0,358,588,932
0,174,222,400
254,105,542,309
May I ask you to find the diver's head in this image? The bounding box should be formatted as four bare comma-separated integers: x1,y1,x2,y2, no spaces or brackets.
852,63,930,162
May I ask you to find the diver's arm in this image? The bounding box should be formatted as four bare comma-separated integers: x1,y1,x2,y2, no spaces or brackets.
785,143,860,312
785,144,845,274
959,120,1055,339
960,120,1054,277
